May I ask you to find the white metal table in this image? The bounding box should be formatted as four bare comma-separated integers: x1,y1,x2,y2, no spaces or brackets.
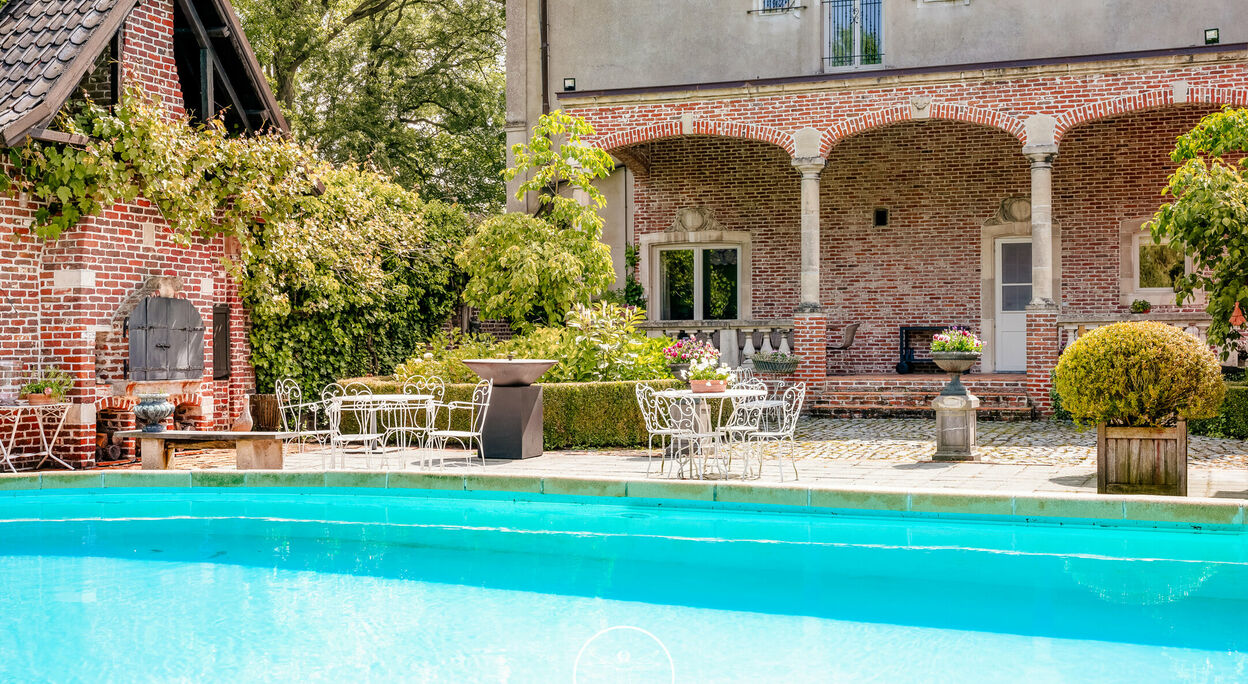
326,393,435,454
0,403,73,472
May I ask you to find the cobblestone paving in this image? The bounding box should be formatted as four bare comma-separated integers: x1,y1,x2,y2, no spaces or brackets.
792,418,1248,468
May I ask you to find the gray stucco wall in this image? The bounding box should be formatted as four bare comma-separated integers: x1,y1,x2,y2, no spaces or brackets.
538,0,1243,98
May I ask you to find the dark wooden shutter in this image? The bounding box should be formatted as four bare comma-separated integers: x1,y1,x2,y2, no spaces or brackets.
128,297,205,381
213,304,231,380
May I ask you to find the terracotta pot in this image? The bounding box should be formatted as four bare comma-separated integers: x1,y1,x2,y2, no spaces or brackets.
24,391,54,406
690,379,727,393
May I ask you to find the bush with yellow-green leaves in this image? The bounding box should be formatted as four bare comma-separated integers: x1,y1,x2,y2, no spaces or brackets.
1053,321,1224,427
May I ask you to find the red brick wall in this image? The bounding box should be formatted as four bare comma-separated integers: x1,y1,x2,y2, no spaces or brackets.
0,0,253,468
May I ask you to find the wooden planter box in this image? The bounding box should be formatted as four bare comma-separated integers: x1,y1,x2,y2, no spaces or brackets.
1096,421,1187,496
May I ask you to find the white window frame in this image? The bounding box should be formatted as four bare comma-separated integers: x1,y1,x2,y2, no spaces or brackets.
821,0,884,71
640,230,752,322
1119,218,1199,307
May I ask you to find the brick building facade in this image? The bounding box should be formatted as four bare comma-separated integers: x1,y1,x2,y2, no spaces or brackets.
0,0,285,468
540,48,1248,416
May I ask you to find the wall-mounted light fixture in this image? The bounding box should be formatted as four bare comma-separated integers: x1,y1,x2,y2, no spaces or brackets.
1205,28,1220,45
563,77,576,92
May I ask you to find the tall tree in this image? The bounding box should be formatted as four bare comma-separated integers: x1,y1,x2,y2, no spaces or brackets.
234,0,505,212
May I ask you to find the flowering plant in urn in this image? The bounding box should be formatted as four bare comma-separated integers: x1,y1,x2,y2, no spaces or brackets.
683,358,735,393
930,328,982,396
663,337,719,378
930,328,984,354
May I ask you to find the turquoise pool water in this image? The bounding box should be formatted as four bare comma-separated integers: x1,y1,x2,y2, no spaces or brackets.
0,488,1246,683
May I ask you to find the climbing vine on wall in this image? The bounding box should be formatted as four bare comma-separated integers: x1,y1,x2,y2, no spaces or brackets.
0,90,472,393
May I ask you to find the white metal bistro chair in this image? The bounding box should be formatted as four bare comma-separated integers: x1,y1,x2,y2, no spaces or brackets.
275,378,331,454
426,379,492,469
323,382,384,468
635,383,684,477
743,383,806,482
377,377,445,468
668,396,726,480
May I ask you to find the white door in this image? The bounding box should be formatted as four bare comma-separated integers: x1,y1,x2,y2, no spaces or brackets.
995,238,1032,372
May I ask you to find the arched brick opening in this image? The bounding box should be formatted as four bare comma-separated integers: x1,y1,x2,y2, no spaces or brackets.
820,105,1026,157
1054,88,1248,143
598,119,796,159
1053,103,1224,320
818,118,1032,374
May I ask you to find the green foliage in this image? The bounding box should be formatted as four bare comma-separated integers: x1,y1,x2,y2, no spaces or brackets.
245,166,472,393
1190,383,1248,439
395,304,672,385
1129,299,1152,314
2,89,320,242
1149,107,1248,357
458,111,616,328
18,367,73,400
233,0,505,213
350,377,685,449
1053,321,1225,427
599,244,646,308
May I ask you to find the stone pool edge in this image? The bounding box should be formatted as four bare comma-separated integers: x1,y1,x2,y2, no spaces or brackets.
2,470,1245,527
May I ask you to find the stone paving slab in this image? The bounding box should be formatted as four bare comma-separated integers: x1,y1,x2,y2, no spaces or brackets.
83,417,1248,500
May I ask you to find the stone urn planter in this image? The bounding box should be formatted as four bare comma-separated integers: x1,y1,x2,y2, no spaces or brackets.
931,351,981,462
752,359,799,375
1096,422,1187,496
667,363,690,380
134,393,175,433
932,351,979,396
690,379,727,393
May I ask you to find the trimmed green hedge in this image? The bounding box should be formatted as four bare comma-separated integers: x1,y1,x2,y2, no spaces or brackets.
349,377,685,449
1191,382,1248,439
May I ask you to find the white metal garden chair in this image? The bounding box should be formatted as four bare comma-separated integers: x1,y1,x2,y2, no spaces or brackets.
743,383,806,482
275,378,331,455
377,377,446,468
635,382,684,477
322,381,383,468
668,396,726,480
426,379,492,469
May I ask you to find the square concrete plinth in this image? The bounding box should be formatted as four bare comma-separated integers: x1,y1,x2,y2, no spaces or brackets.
933,393,980,462
481,385,544,459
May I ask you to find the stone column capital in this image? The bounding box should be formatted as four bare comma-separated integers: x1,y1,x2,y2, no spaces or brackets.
1022,144,1059,165
792,156,826,176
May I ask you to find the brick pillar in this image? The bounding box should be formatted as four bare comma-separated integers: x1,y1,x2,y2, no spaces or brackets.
793,312,828,388
1025,305,1059,416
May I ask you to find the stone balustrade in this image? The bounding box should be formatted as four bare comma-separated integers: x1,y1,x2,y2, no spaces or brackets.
638,320,794,367
1057,313,1241,366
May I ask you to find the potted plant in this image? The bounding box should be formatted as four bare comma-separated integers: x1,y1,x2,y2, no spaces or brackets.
1054,321,1224,496
930,328,984,396
662,337,719,378
752,350,800,375
18,367,73,405
684,358,735,393
1130,299,1152,314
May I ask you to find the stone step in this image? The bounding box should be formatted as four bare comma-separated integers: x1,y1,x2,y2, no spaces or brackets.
809,403,1036,421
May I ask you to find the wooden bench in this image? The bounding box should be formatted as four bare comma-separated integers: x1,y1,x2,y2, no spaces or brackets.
115,430,299,470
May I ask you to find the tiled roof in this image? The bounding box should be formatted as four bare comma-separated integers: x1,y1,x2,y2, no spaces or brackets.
0,0,130,139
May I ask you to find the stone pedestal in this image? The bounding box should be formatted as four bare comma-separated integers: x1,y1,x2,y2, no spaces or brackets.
933,393,980,461
481,385,544,459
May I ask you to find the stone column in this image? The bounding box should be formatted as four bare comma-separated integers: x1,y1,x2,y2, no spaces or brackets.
1024,144,1060,415
791,155,827,388
792,156,826,311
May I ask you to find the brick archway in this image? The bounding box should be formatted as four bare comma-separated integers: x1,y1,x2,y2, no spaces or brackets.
820,104,1026,156
1054,87,1248,142
596,118,796,156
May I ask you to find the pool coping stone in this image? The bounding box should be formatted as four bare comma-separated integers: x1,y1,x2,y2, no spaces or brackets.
4,470,1246,527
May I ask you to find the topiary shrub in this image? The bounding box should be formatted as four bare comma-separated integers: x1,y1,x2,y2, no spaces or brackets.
1053,321,1225,427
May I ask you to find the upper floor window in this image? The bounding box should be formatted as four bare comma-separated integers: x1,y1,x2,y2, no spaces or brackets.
823,0,882,69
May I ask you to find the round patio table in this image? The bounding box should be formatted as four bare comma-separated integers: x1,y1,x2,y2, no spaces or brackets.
326,393,434,438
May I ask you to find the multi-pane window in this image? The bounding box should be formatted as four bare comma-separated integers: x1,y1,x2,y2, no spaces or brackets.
658,246,740,321
823,0,883,69
1136,237,1185,291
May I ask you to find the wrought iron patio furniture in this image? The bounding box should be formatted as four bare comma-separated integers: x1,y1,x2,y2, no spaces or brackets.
668,396,726,480
275,378,331,454
743,383,806,482
426,379,493,469
635,382,684,477
0,402,72,472
323,382,384,468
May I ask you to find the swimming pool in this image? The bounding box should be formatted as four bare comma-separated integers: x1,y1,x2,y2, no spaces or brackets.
0,486,1246,682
